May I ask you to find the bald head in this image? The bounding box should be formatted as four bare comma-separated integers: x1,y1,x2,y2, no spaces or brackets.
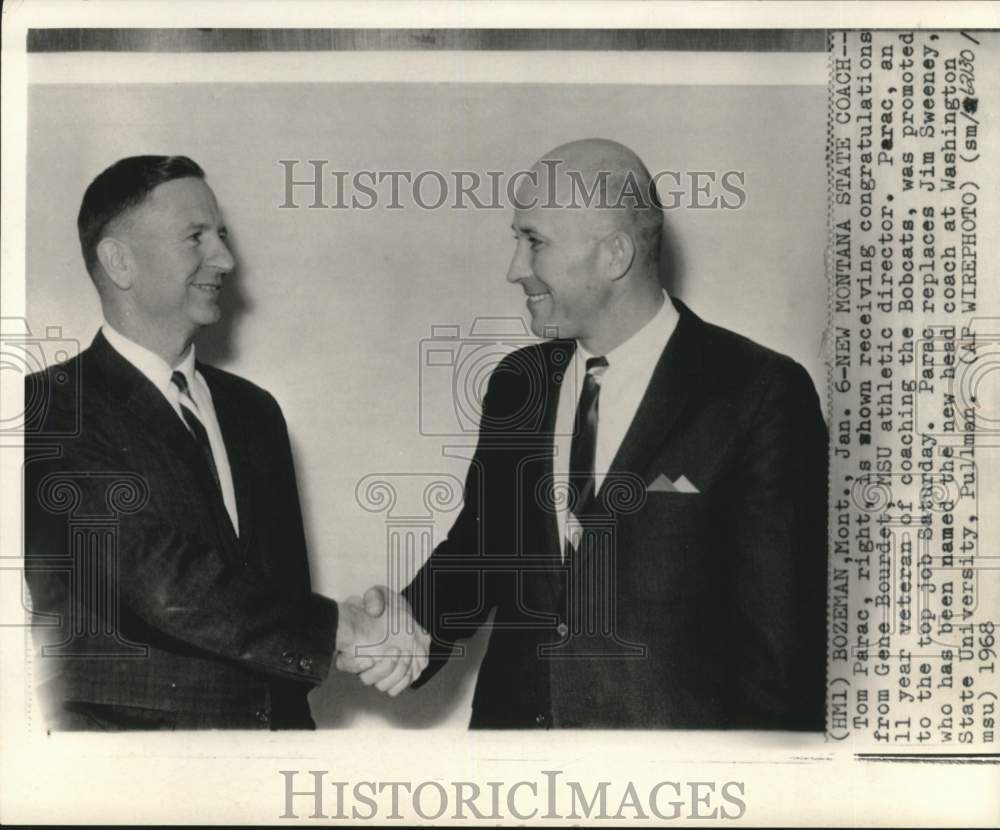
507,139,668,354
515,138,663,269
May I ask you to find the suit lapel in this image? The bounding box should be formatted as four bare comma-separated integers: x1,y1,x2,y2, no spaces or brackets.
90,333,241,552
529,340,575,607
539,340,574,554
601,299,703,493
529,310,704,605
202,366,254,551
90,333,207,467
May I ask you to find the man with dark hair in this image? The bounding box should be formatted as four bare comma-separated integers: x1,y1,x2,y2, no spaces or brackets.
76,155,207,277
24,155,427,730
352,139,828,730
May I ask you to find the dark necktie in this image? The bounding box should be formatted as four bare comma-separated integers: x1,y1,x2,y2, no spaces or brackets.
568,355,608,517
170,370,222,494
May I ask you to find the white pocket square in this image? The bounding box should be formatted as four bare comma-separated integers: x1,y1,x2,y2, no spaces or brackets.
648,472,700,494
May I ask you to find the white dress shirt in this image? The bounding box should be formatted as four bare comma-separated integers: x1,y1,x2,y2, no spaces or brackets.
553,293,679,549
102,323,240,533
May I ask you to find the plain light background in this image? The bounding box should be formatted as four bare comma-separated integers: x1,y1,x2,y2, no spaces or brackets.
26,81,827,727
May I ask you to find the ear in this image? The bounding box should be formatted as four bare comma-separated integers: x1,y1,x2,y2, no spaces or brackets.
96,237,133,290
602,230,636,281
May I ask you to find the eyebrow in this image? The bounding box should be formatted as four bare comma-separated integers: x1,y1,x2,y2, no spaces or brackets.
512,223,543,236
183,221,228,235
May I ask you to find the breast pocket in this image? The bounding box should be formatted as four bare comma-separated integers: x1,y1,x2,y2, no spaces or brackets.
618,491,718,601
639,490,706,526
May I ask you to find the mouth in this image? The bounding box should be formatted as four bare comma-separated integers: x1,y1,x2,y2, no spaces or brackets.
191,283,222,295
525,292,551,307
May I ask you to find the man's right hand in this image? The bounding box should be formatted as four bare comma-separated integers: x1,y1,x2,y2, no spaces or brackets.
335,586,430,697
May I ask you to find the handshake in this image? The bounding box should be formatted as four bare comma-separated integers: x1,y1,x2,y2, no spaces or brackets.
334,586,431,697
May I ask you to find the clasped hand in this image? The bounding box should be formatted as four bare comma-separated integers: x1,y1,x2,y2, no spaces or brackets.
335,586,430,697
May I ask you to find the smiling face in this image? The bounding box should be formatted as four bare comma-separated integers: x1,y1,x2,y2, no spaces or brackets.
115,176,235,343
506,174,613,344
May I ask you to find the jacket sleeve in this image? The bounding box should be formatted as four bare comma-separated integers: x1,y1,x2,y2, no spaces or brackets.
24,385,338,686
724,358,828,729
403,369,508,687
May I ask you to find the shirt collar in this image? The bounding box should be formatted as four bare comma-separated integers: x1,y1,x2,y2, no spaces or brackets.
101,322,196,396
577,291,678,371
173,343,198,390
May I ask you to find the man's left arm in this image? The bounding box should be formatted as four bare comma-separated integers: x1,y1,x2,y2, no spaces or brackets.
726,359,828,730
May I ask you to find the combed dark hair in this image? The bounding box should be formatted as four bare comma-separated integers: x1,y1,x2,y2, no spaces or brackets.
77,155,205,276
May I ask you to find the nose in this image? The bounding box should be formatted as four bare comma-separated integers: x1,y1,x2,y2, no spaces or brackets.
506,239,531,284
208,234,236,274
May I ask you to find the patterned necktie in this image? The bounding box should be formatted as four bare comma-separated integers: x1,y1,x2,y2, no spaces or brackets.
565,355,608,557
170,371,222,494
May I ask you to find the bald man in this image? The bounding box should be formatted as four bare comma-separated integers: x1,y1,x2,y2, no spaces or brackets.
364,139,827,729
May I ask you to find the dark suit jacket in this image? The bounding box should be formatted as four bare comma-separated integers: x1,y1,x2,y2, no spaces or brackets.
403,299,828,729
24,331,338,729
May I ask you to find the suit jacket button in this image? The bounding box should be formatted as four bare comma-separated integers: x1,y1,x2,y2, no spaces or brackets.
281,650,296,665
256,709,270,725
535,713,548,726
556,622,569,637
298,656,314,673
